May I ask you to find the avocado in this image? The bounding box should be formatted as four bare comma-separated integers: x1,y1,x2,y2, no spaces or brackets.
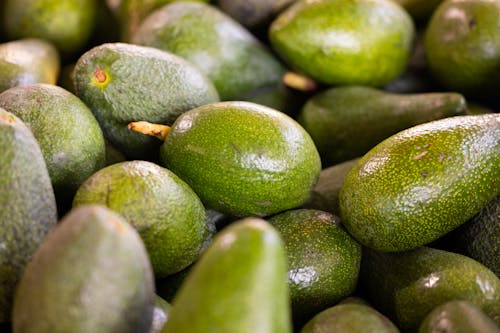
103,139,127,166
302,159,359,215
418,300,500,333
360,246,500,332
269,0,415,87
0,38,59,93
297,86,466,166
390,0,443,22
300,302,400,333
131,101,321,217
132,2,286,103
72,42,219,160
12,205,155,333
150,295,171,333
73,160,215,278
267,209,362,326
0,108,57,323
339,114,500,252
0,83,106,211
161,218,292,333
424,0,500,99
3,0,98,57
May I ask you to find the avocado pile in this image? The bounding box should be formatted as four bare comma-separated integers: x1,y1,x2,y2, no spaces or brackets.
0,0,499,332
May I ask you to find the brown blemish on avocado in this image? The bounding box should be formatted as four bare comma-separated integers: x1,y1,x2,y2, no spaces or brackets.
469,18,477,30
413,151,428,161
94,66,107,83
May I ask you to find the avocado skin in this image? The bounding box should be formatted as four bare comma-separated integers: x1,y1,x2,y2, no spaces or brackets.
160,101,321,217
12,205,155,333
269,0,414,87
339,114,500,252
0,38,60,93
132,2,285,102
0,83,106,208
298,86,467,166
150,295,171,333
0,109,57,323
73,42,219,160
161,218,292,333
300,303,400,333
418,300,500,333
361,247,500,332
268,209,361,325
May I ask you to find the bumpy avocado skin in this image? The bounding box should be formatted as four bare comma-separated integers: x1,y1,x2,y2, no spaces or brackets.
268,209,362,325
0,83,106,207
160,101,321,217
0,38,60,93
12,205,155,333
298,86,467,166
73,42,219,160
418,300,500,333
361,247,500,332
162,218,292,333
0,109,57,323
132,2,285,102
269,0,415,87
339,114,500,252
4,0,97,56
300,303,400,333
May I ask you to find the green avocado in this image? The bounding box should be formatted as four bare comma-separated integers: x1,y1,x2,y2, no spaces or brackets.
424,0,500,99
0,38,59,93
418,300,500,333
153,101,321,217
0,83,106,210
150,295,171,333
161,218,292,333
73,160,215,278
269,0,415,87
12,205,155,333
4,0,98,56
300,302,400,333
132,2,286,103
0,108,57,323
72,42,219,160
267,209,362,326
297,86,466,166
361,247,500,332
339,114,500,252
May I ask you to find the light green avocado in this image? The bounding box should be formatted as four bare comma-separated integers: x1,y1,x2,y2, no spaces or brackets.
269,0,415,87
72,42,219,160
12,205,155,333
0,108,57,323
0,38,59,93
339,114,500,252
161,218,292,333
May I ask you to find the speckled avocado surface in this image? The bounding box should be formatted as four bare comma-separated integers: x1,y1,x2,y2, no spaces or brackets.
0,108,57,323
339,114,500,252
269,0,415,86
159,101,322,217
72,42,219,160
73,160,214,278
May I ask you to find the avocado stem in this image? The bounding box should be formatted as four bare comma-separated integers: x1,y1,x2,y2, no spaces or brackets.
283,71,318,92
128,121,170,141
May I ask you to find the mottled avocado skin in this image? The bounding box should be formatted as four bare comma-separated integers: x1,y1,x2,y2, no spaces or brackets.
0,109,57,323
361,247,500,332
340,114,500,252
72,42,219,160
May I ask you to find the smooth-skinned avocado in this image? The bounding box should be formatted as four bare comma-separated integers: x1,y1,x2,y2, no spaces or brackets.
130,101,321,217
339,114,500,252
361,246,500,332
269,0,415,87
150,295,171,333
297,86,467,166
73,160,215,278
72,42,219,160
12,205,155,333
0,108,58,323
161,218,292,333
0,38,60,93
267,209,362,326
